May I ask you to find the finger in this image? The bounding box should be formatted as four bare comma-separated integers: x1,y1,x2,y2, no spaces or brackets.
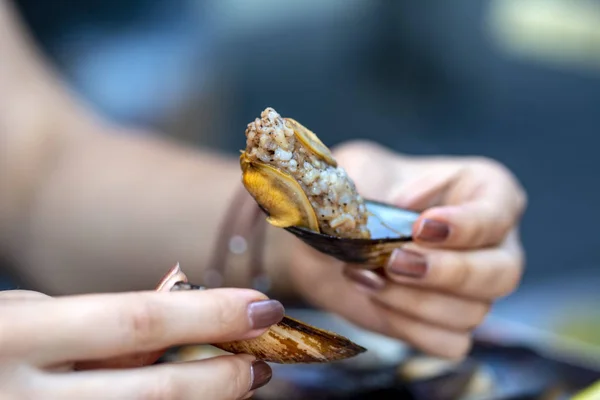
0,290,51,301
34,354,272,400
413,161,527,249
389,164,462,212
374,304,472,360
385,231,524,300
371,284,490,332
0,288,284,366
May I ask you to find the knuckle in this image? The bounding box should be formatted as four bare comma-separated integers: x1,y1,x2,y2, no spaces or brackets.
488,201,512,230
332,140,380,158
410,292,439,322
212,357,252,399
124,295,166,351
396,319,471,361
434,252,469,291
331,141,379,177
466,302,490,329
389,317,438,355
382,310,416,343
390,319,421,347
492,251,524,299
468,156,503,174
331,140,400,181
477,201,512,245
229,358,252,397
498,266,523,298
445,300,489,332
426,334,472,360
470,156,507,175
469,157,526,224
445,336,472,360
515,185,528,216
212,294,246,336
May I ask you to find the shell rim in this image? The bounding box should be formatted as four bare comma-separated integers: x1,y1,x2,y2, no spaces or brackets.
260,198,417,244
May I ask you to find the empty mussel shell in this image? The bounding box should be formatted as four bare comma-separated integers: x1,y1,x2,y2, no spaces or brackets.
161,264,367,364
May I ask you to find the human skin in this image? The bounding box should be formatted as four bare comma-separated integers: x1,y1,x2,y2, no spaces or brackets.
290,141,526,359
0,0,526,387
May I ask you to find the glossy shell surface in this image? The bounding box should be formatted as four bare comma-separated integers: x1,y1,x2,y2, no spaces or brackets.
285,200,418,268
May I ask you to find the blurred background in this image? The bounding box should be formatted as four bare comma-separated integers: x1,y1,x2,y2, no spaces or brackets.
8,0,600,356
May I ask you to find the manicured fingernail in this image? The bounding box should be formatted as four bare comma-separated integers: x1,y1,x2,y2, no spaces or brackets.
343,268,386,291
416,219,450,242
248,300,285,330
387,249,428,278
250,360,272,391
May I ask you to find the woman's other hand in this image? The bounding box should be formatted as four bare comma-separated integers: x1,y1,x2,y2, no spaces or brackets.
290,140,526,360
0,288,283,399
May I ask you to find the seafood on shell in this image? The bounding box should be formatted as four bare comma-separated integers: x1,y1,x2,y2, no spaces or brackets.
240,107,419,269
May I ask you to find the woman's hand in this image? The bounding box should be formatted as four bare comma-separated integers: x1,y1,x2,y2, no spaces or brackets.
0,288,283,399
289,140,527,359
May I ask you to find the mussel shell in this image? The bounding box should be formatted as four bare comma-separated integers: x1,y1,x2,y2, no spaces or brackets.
157,265,367,364
283,200,419,269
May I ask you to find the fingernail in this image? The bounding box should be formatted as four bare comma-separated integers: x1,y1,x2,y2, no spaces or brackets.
250,360,272,391
416,219,450,242
387,249,428,278
248,300,284,330
343,268,386,291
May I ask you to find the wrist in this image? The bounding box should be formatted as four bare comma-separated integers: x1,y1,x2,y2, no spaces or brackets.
205,184,301,301
261,225,301,301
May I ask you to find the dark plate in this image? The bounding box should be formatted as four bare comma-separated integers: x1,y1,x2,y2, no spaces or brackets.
251,310,600,400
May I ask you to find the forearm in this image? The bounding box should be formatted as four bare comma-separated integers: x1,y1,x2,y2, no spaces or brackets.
8,130,242,293
0,0,298,297
10,128,299,296
0,0,95,261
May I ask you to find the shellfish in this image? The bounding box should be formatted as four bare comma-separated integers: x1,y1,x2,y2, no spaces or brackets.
241,107,419,269
74,265,367,369
163,264,366,364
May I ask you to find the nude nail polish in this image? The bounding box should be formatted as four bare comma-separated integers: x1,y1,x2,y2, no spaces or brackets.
250,360,273,391
343,268,386,291
387,249,428,278
416,219,450,242
247,300,284,330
